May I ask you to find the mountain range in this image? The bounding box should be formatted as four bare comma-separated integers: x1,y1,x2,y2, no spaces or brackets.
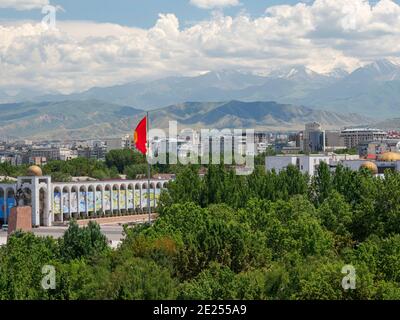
0,100,370,140
3,59,399,119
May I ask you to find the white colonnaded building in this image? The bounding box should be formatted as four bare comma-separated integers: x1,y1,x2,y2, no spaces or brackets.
0,166,170,227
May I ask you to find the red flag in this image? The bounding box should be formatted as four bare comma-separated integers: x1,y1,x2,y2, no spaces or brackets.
134,116,147,155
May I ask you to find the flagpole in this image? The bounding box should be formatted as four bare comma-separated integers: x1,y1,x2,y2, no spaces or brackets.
147,111,151,224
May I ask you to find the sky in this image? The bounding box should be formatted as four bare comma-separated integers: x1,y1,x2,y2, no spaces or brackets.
0,0,400,95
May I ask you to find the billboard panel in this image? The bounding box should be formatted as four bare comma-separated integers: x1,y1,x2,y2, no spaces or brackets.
95,191,102,211
88,191,94,212
53,192,61,215
119,190,126,209
134,190,141,208
62,192,69,214
127,190,134,209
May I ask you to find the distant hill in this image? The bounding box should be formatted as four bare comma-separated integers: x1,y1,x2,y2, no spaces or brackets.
15,59,399,119
374,118,400,130
150,101,371,131
0,100,143,140
0,100,370,139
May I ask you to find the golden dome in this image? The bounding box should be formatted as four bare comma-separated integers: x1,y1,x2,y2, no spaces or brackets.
27,165,43,177
379,152,400,162
360,161,378,174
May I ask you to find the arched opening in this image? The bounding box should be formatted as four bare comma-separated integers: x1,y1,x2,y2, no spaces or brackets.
150,182,156,211
71,186,79,220
88,185,95,218
95,185,103,216
53,187,62,222
120,184,127,214
135,183,141,213
5,189,16,225
0,188,4,225
141,183,153,212
112,185,119,215
104,185,111,216
79,186,87,218
62,186,70,221
39,187,47,226
155,182,163,210
127,184,134,214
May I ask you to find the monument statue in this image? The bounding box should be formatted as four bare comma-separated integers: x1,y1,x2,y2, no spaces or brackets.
8,183,33,235
14,186,27,207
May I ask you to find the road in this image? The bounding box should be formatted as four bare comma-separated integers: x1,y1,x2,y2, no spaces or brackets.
0,214,158,247
0,224,125,247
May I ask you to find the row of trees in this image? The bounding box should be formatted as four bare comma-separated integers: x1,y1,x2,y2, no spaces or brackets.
0,149,179,182
1,162,400,299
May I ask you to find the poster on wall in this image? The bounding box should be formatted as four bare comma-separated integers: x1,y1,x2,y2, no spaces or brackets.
79,192,86,212
62,192,69,214
119,190,126,209
112,190,118,209
104,192,111,211
134,190,141,208
154,188,161,207
95,191,102,211
127,190,134,209
87,191,94,212
141,189,155,208
0,197,15,219
53,192,61,215
70,192,78,213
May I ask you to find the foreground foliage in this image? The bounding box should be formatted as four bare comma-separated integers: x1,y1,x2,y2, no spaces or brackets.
1,163,400,300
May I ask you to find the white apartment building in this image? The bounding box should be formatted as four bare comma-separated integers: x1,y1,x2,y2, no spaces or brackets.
266,155,331,176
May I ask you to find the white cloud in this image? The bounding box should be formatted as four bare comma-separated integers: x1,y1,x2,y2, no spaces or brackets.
190,0,240,9
0,0,49,10
1,0,400,95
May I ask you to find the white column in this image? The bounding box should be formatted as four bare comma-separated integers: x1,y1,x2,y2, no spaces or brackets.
68,190,72,220
101,188,105,215
125,188,128,211
117,187,120,212
59,188,64,223
153,185,156,208
45,188,52,227
110,187,114,214
133,187,137,211
32,182,40,227
93,188,96,217
140,187,143,209
77,188,81,219
85,188,89,217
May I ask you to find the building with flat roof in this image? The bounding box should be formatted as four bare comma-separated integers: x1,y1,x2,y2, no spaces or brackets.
341,128,387,149
266,154,331,176
266,152,400,177
303,122,326,153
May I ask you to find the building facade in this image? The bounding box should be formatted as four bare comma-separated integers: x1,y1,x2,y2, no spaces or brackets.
303,122,326,153
0,176,169,227
341,128,388,149
266,155,331,176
